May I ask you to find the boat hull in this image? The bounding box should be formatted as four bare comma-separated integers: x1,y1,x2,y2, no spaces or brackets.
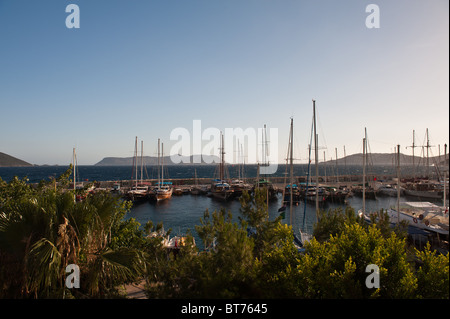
386,208,448,235
156,188,173,201
404,190,442,200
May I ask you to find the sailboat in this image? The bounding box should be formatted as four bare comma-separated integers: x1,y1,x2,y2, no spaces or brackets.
282,119,300,206
191,169,208,195
210,132,234,201
354,128,377,200
155,138,173,201
253,124,278,201
126,137,150,203
279,117,309,249
299,100,323,245
230,142,252,198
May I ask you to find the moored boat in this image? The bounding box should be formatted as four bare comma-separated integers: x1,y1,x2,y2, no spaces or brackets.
126,184,150,202
153,139,172,202
210,180,234,201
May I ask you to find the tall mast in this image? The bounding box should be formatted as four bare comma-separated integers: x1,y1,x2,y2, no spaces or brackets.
140,140,144,184
289,118,294,226
157,138,160,190
161,142,165,186
264,124,268,166
397,144,401,220
73,147,76,191
407,130,417,180
444,144,447,210
426,128,430,177
335,147,339,183
241,143,245,183
237,139,241,180
134,136,138,189
363,135,366,215
313,100,319,214
220,132,225,181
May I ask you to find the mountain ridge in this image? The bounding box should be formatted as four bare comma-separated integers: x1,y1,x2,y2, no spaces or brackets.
0,152,33,167
322,152,448,167
95,155,221,166
95,152,448,166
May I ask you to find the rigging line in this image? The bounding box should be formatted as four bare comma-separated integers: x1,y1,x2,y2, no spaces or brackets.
303,114,314,230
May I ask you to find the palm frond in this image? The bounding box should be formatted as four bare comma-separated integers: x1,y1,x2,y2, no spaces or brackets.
26,238,62,296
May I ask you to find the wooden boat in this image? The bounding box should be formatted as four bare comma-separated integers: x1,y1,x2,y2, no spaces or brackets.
230,179,252,198
211,180,234,201
156,184,173,201
324,186,349,203
126,184,150,202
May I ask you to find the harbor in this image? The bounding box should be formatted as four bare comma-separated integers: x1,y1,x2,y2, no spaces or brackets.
1,0,448,302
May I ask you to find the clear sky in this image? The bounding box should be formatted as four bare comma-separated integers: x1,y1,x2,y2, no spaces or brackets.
0,0,448,165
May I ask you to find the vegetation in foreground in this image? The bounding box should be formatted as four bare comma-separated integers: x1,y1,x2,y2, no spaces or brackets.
0,168,448,299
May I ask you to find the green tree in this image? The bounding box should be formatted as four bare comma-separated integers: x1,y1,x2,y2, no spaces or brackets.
415,242,449,299
313,206,362,243
296,222,417,298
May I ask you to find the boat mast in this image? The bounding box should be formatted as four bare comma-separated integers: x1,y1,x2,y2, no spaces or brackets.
444,144,447,210
289,118,294,226
313,100,319,215
407,130,417,180
73,147,76,191
397,144,400,221
140,140,144,184
161,142,164,186
363,134,366,215
241,143,245,183
157,138,160,190
426,128,429,177
220,132,224,181
134,136,138,189
335,147,339,183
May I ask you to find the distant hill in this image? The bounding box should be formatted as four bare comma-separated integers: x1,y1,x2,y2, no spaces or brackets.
0,152,33,167
323,152,448,166
95,155,220,166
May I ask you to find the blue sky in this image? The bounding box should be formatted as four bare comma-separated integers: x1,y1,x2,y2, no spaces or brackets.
0,0,448,165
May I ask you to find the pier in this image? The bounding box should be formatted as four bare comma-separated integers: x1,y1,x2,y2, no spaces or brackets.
93,172,444,194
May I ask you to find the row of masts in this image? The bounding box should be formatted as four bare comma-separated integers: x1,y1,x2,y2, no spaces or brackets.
131,136,168,190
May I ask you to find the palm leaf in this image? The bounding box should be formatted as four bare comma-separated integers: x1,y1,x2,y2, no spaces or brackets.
85,247,147,296
100,248,146,281
26,238,62,296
